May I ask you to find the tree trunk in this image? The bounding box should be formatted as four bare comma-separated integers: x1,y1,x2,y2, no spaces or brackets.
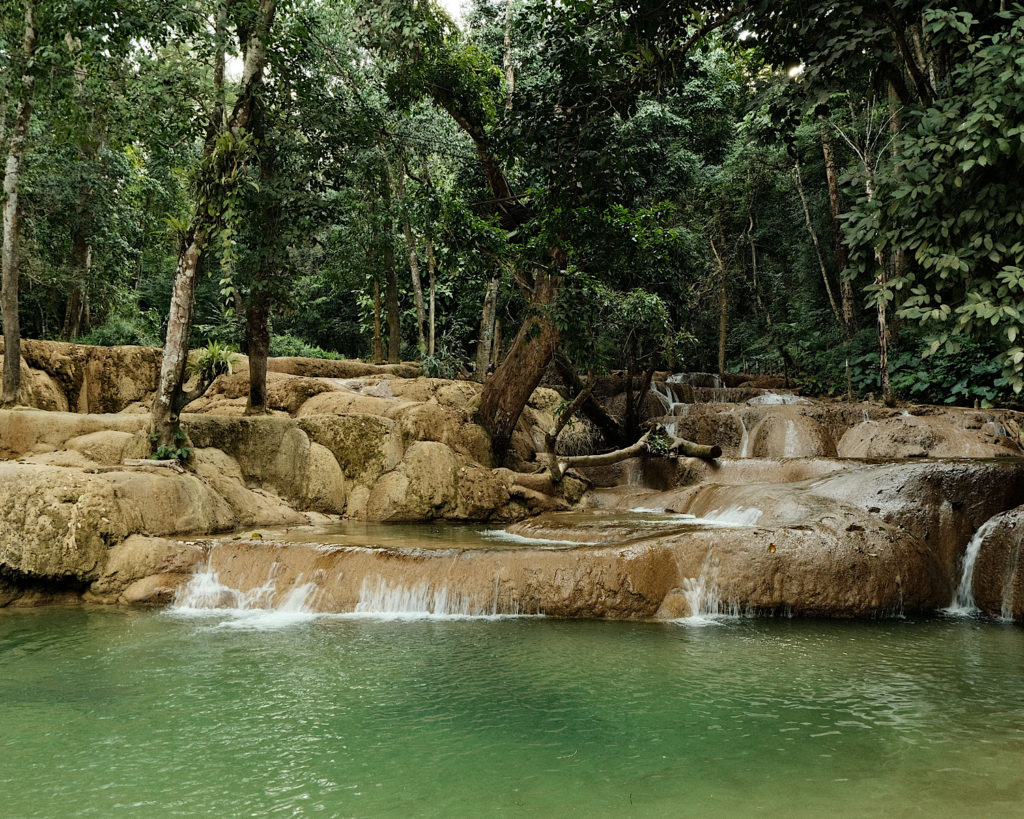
475,273,500,379
396,172,427,355
821,124,857,338
1,0,37,408
150,232,205,447
244,292,270,415
864,158,893,403
150,0,276,446
373,275,384,364
426,237,437,356
554,354,625,447
793,160,843,327
710,237,728,382
477,267,561,461
503,0,515,110
61,233,90,340
384,243,401,364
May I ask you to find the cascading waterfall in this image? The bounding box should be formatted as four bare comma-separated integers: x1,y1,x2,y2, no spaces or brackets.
679,552,740,623
171,557,319,627
783,419,799,458
353,576,530,619
947,518,1001,615
737,414,751,458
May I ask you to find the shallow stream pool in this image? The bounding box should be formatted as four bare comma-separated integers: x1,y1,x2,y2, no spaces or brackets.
2,609,1023,816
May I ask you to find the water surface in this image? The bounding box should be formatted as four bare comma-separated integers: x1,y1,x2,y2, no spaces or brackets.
2,610,1022,816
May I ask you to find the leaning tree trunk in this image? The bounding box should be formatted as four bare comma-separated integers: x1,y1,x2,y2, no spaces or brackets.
794,160,843,327
150,0,276,447
150,231,205,447
477,268,561,461
1,0,37,408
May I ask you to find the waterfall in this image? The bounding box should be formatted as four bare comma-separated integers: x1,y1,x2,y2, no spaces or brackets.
947,519,1001,615
678,553,739,624
171,558,318,627
352,577,531,619
701,505,762,526
649,381,673,414
783,419,799,458
737,415,749,458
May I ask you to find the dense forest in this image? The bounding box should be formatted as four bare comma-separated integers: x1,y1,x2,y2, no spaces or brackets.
1,1,1023,452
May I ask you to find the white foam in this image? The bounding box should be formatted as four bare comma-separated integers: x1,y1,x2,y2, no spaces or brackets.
481,529,594,546
674,552,741,626
169,560,319,629
349,577,537,620
696,505,763,527
746,393,808,405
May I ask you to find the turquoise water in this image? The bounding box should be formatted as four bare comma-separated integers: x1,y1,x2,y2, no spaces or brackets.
2,609,1023,817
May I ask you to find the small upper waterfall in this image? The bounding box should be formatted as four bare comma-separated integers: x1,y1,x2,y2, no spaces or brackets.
737,414,751,458
947,519,1001,615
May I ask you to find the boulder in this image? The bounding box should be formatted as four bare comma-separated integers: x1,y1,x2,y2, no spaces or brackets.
184,414,345,510
364,441,510,521
296,413,404,487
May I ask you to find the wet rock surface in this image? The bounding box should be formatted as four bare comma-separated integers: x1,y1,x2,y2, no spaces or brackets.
4,344,1024,621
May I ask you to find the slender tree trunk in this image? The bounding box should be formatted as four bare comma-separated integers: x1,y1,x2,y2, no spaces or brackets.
150,232,205,445
491,318,502,369
403,215,426,354
794,160,843,327
150,0,276,446
710,237,728,382
864,159,892,403
244,292,270,414
477,267,561,461
503,0,515,111
427,237,437,356
384,242,401,364
745,213,772,327
821,124,857,338
1,1,37,408
373,275,384,364
474,273,500,379
392,167,426,354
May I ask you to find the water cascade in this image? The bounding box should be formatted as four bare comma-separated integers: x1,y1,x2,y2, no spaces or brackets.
679,552,740,623
171,558,319,626
354,576,525,619
737,413,751,458
947,519,1001,615
783,419,799,458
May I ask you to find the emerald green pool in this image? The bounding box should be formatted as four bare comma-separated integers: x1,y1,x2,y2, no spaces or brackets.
2,609,1023,816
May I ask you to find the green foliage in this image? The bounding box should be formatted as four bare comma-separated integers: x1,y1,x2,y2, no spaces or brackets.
187,342,238,382
79,305,164,347
269,334,345,360
421,333,464,379
844,7,1024,391
148,429,191,462
646,429,672,457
